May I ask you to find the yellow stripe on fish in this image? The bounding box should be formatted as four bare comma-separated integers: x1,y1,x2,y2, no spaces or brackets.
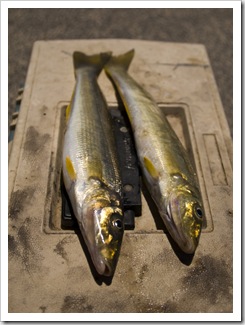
143,156,159,179
65,156,77,181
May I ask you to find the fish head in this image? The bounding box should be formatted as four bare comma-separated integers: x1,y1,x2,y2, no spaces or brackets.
92,204,124,276
165,189,203,254
81,189,124,276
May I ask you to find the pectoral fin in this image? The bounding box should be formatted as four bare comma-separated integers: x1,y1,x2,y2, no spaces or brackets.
143,156,159,179
66,156,77,181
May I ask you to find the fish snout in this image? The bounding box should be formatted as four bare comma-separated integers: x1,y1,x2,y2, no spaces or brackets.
94,257,114,276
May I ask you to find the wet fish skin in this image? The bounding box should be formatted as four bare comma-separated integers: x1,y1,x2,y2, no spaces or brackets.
104,50,204,254
62,51,124,276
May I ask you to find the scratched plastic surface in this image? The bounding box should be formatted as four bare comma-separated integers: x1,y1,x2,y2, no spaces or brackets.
8,40,233,314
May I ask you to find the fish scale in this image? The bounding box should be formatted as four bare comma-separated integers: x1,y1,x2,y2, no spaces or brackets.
105,49,204,254
62,52,124,276
67,70,120,190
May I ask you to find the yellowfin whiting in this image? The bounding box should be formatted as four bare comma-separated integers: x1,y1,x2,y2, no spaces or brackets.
104,49,204,254
62,52,124,276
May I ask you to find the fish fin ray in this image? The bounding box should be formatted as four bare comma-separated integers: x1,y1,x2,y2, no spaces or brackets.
87,158,103,181
73,51,112,76
65,103,71,122
66,89,74,122
104,49,135,72
143,156,159,179
66,156,77,181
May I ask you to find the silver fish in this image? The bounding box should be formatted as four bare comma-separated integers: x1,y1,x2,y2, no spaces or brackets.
62,51,124,276
105,49,204,254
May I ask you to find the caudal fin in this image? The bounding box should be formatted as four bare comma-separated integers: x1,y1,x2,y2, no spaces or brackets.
104,49,135,73
73,51,112,76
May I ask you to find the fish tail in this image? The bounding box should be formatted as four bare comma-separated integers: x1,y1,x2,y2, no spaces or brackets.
104,49,135,72
73,51,112,76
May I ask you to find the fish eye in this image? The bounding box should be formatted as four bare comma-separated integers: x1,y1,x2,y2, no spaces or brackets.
194,205,203,218
112,219,123,229
111,214,123,229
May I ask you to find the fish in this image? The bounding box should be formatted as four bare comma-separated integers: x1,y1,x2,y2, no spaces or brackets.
62,51,124,276
104,49,204,254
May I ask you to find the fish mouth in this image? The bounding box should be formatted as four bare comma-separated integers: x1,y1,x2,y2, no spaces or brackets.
93,255,113,277
88,245,115,276
166,203,196,254
100,261,113,277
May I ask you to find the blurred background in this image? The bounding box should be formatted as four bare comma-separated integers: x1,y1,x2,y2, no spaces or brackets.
8,8,232,136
